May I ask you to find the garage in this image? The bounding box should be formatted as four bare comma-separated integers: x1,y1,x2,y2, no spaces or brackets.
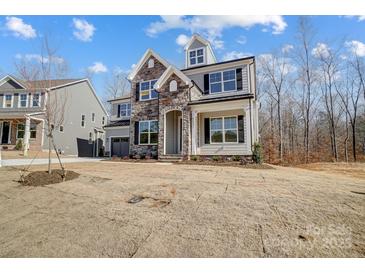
111,137,129,157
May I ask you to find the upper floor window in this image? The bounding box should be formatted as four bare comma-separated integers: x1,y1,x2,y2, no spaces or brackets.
18,93,28,108
4,94,13,108
119,103,131,117
189,48,204,66
169,80,177,92
139,120,158,145
148,58,154,68
209,69,236,94
102,116,105,125
32,93,41,107
140,80,158,101
81,114,85,127
91,112,95,122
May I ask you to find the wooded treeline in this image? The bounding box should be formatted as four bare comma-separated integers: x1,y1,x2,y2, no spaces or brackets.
257,17,365,164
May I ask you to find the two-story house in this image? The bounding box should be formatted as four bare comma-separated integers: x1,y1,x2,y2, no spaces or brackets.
0,75,108,157
105,34,259,160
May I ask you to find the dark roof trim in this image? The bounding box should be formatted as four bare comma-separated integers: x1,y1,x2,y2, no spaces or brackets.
181,56,255,71
103,119,130,128
188,93,254,105
107,95,131,103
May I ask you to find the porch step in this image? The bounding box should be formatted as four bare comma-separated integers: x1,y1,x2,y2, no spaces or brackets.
159,155,183,162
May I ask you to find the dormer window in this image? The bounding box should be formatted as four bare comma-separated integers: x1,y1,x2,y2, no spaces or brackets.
148,58,154,68
189,48,205,66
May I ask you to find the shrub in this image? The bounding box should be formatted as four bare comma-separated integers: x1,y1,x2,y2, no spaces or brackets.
15,139,23,150
191,155,199,161
140,153,146,160
212,156,220,162
232,155,241,161
252,142,263,164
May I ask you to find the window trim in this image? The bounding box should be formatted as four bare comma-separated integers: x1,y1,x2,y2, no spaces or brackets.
209,69,237,94
209,116,239,144
139,79,158,101
59,125,64,133
119,103,131,118
3,93,13,108
102,116,105,125
81,114,86,128
30,123,37,139
18,93,28,108
138,120,158,145
31,92,41,108
188,47,205,67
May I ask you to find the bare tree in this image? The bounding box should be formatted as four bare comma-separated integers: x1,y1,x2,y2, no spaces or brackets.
15,36,69,175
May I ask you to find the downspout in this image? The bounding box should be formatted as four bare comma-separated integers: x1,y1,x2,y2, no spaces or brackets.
249,98,253,152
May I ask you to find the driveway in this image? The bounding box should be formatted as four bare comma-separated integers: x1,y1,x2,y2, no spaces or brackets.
0,161,364,257
0,157,102,167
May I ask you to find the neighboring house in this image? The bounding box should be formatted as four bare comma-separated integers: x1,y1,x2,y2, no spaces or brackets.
104,94,131,157
0,75,108,157
106,34,259,160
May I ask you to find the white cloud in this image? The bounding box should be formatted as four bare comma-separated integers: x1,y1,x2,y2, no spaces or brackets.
175,34,190,47
345,40,365,57
5,16,36,39
72,18,95,42
146,16,287,49
236,35,247,45
282,44,294,53
312,43,330,58
15,53,64,64
87,62,108,74
344,15,365,22
222,51,251,61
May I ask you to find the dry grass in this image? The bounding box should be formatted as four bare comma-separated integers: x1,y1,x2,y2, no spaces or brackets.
0,150,72,160
0,161,364,257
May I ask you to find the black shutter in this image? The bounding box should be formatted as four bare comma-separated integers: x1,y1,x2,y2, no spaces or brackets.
135,82,140,101
238,115,244,143
203,74,209,94
134,121,139,145
117,104,121,118
204,118,210,144
236,68,242,91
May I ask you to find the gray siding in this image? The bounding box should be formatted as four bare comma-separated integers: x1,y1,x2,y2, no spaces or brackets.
105,126,130,153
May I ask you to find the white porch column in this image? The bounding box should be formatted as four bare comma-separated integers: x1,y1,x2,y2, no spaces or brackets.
23,116,31,156
244,105,252,153
191,111,198,155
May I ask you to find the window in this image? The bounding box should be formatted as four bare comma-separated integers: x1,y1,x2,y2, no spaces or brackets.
148,58,154,68
30,123,37,138
4,94,13,108
88,132,93,144
32,93,41,107
140,80,158,101
50,124,55,130
59,125,64,132
17,124,25,139
81,114,85,127
209,69,236,94
169,80,177,92
119,103,131,117
139,120,158,145
19,94,28,108
91,113,95,122
102,116,105,125
189,48,204,66
210,116,238,143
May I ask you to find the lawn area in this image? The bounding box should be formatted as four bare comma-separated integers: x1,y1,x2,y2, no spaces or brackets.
0,161,364,257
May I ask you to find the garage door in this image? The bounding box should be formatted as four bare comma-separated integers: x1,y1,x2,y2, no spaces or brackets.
111,137,129,157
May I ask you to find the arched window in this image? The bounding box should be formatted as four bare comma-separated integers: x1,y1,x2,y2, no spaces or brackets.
148,58,154,68
169,80,177,92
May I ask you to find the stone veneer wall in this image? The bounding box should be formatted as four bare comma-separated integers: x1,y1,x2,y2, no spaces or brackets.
157,73,191,158
129,56,166,157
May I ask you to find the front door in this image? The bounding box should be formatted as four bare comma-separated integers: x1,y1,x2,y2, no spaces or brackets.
1,122,10,144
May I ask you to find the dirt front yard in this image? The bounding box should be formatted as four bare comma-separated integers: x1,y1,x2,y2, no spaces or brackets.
0,161,364,257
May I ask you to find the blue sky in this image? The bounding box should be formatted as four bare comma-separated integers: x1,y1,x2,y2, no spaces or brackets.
0,15,364,97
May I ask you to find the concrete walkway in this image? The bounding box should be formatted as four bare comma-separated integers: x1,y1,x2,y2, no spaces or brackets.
0,157,103,167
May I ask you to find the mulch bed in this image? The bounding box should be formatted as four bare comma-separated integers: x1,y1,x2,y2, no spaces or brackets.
19,169,80,186
175,161,274,169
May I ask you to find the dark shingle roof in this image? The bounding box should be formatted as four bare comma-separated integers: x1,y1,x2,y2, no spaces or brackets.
181,56,255,71
103,119,130,128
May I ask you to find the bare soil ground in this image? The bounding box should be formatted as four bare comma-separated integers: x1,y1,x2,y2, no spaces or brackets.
0,161,364,257
19,170,80,186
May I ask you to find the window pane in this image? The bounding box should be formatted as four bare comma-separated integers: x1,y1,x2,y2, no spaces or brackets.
140,90,150,100
224,117,237,130
197,49,203,56
140,121,149,132
223,80,236,91
225,130,237,142
210,83,222,93
140,133,149,144
17,130,24,139
210,72,221,83
150,121,158,132
190,57,196,65
197,56,204,63
223,70,235,81
150,133,158,144
211,131,223,143
141,81,150,91
210,118,222,130
151,89,158,98
189,51,196,57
